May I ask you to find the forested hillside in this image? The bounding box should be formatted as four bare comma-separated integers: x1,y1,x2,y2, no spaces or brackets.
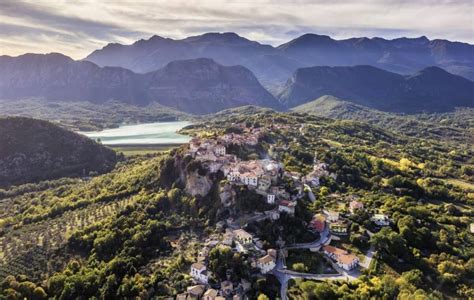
0,112,472,299
0,117,117,186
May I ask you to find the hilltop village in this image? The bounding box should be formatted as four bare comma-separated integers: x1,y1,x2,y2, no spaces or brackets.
177,123,391,299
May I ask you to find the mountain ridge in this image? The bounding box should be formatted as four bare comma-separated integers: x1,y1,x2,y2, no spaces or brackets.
279,65,474,113
84,32,474,84
0,54,280,114
0,116,117,186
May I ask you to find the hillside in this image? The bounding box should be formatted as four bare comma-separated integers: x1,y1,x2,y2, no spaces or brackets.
0,99,191,131
0,54,280,114
0,117,117,186
85,32,474,85
291,95,474,143
0,112,471,299
279,65,474,112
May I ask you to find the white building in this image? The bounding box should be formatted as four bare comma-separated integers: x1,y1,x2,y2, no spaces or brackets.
371,214,390,226
326,211,339,222
278,200,296,216
190,262,208,284
233,229,253,245
214,145,226,156
257,254,276,274
227,172,240,183
267,194,276,204
322,245,359,271
241,173,258,186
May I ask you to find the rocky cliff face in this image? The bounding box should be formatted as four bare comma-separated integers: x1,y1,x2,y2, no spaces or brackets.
0,54,280,114
184,170,213,197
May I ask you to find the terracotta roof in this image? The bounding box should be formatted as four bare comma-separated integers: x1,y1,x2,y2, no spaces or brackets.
323,245,348,256
338,254,358,265
279,200,295,206
187,285,205,296
204,289,218,297
191,262,206,271
258,254,275,264
233,229,252,239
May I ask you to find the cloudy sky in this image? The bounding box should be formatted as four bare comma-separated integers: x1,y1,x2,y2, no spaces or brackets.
1,0,473,59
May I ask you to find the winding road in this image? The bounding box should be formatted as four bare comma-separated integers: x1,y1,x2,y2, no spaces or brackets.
272,225,367,300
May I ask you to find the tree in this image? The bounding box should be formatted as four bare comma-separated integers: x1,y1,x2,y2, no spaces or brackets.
257,294,270,300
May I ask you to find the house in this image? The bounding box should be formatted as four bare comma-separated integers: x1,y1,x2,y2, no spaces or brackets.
349,200,364,214
257,254,276,273
187,285,205,299
371,214,390,226
190,262,208,284
267,194,276,204
257,175,272,191
329,221,348,235
176,293,188,300
203,289,219,300
278,200,296,216
323,245,348,259
322,245,359,271
214,144,226,156
227,171,240,183
233,229,253,245
337,254,359,271
241,172,258,186
326,211,339,222
257,249,277,274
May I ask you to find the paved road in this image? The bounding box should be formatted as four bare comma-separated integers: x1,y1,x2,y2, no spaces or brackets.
272,224,370,299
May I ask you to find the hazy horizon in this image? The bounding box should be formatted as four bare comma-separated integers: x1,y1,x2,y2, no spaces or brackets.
1,0,473,59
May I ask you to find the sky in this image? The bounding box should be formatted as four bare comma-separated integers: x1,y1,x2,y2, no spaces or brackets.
1,0,473,59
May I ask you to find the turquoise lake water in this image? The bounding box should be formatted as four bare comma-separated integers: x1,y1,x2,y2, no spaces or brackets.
79,121,192,145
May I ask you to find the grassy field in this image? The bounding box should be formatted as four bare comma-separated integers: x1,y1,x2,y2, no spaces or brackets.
286,249,336,274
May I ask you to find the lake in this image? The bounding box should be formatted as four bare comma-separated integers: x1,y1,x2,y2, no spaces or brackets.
79,121,192,145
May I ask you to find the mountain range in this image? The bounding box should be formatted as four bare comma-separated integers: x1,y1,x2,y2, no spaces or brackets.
86,32,474,85
0,54,277,114
0,32,473,115
279,65,474,112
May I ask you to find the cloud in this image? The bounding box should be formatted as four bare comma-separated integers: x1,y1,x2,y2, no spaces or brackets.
0,0,472,59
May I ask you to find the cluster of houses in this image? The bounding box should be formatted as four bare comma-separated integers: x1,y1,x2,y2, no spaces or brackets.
187,133,301,218
186,228,278,299
181,125,395,297
178,280,248,300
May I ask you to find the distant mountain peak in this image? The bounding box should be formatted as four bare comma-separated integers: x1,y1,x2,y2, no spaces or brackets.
183,32,251,44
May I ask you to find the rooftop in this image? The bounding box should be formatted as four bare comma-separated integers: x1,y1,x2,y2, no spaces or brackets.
258,254,275,264
323,245,348,256
192,262,206,270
